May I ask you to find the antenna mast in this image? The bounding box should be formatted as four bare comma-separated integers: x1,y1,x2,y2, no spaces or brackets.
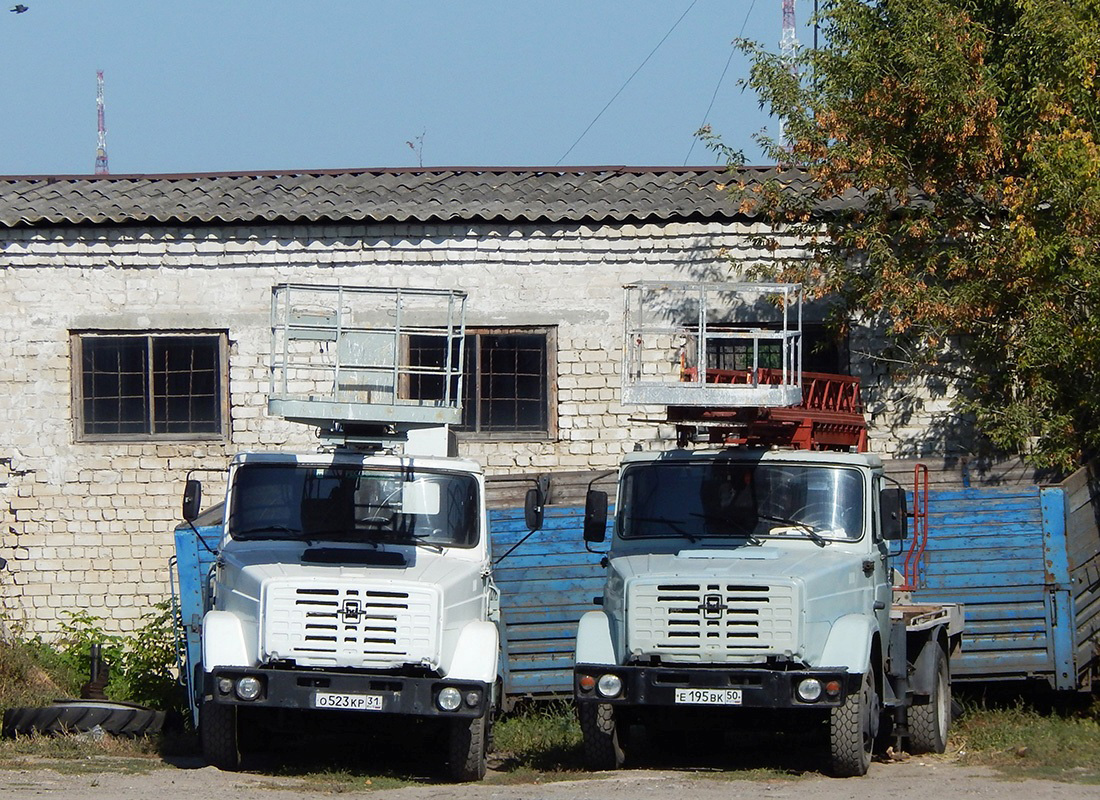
95,70,109,175
779,0,800,145
781,0,799,67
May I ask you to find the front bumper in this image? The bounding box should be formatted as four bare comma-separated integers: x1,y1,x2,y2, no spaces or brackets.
574,663,859,709
203,667,490,718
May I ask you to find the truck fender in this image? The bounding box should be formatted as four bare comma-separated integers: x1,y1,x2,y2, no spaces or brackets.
201,610,255,671
818,614,877,673
445,620,499,683
910,628,947,697
575,610,617,666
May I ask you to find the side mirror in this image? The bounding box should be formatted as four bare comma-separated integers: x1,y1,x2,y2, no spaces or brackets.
583,490,609,543
880,486,908,541
182,479,202,522
524,487,544,532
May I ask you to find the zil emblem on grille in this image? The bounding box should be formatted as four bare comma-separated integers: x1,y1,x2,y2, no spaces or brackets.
700,593,726,619
340,599,362,624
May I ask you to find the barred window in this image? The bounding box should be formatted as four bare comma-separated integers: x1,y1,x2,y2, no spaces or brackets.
73,332,228,441
706,323,846,374
408,328,555,438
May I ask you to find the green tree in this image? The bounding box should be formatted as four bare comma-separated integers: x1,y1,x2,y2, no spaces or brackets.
732,0,1100,471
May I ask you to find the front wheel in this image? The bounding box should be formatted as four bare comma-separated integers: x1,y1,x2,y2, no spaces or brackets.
908,645,950,754
447,711,489,782
200,699,241,771
829,670,878,777
578,703,626,770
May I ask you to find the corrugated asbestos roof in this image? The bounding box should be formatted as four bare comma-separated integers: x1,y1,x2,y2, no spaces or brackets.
0,166,819,228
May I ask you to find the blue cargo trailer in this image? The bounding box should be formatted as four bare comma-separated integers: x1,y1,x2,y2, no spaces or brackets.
910,469,1100,691
173,463,1100,716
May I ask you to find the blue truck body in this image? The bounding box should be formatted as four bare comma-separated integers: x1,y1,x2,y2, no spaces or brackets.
173,464,1100,713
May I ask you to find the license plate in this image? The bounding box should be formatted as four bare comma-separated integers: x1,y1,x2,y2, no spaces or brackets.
313,691,383,711
674,688,743,706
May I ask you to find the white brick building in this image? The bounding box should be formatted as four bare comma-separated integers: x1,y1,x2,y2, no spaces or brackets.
0,167,964,636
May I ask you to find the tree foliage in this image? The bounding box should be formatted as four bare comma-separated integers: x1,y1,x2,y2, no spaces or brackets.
733,0,1100,471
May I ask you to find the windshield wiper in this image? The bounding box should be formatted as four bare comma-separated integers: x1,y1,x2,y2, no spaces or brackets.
694,514,764,546
627,516,700,542
370,531,445,553
757,514,830,547
231,525,302,539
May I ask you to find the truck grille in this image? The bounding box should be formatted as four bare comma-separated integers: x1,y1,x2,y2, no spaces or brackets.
627,580,799,662
262,580,441,669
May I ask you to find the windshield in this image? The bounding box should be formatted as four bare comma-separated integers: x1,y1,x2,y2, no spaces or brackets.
227,464,479,548
618,459,865,541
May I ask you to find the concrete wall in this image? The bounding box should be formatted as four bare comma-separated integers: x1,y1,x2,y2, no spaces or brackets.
0,218,957,636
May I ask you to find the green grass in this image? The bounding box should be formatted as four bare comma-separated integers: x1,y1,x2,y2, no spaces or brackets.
0,732,164,775
952,694,1100,784
491,700,584,774
3,630,1099,788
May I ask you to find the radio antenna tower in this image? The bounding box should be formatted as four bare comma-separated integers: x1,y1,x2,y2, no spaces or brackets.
95,70,109,175
781,0,799,71
779,0,800,144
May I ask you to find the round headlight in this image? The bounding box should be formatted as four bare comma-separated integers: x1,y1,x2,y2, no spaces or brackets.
437,686,462,711
596,673,623,698
217,677,233,695
797,678,823,702
464,690,481,708
235,676,262,701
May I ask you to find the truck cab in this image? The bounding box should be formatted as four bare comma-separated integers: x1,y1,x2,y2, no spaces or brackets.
189,449,496,779
573,281,961,776
176,284,505,781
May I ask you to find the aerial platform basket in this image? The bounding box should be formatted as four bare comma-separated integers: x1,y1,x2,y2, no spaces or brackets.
268,283,466,433
621,281,803,408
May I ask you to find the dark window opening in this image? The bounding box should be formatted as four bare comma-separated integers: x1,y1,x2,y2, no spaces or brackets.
77,333,226,440
706,323,846,375
408,329,551,436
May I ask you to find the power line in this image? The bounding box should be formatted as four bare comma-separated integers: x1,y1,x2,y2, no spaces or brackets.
683,0,758,165
555,0,699,167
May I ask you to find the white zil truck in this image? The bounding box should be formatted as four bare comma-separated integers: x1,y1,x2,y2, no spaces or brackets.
572,282,963,776
177,284,522,781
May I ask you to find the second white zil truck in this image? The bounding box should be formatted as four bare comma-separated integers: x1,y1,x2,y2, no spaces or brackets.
572,282,963,776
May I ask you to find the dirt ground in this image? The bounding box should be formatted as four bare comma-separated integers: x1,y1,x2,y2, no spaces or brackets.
0,758,1095,800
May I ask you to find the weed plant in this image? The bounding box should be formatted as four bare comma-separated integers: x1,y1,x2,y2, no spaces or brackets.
953,693,1100,783
0,604,185,716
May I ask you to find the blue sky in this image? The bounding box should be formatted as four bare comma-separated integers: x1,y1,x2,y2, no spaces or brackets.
0,1,816,175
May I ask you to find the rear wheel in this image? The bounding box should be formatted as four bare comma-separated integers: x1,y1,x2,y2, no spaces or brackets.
200,699,241,771
908,645,950,754
829,670,878,777
578,703,626,770
447,711,488,782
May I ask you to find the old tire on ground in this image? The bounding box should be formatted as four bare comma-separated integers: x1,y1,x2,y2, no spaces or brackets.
908,645,950,754
447,711,488,782
200,699,241,771
2,700,164,738
578,702,626,771
829,670,878,777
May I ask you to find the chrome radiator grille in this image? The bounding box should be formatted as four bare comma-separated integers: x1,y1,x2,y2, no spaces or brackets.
627,580,799,661
262,580,440,668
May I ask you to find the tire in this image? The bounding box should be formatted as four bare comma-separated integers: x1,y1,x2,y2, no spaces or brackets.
578,702,625,771
447,711,488,782
2,700,165,738
829,670,878,777
200,699,241,771
908,645,950,754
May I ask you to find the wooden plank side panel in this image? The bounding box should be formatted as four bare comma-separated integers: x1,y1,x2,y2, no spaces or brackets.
1058,465,1100,684
490,504,600,699
913,486,1056,682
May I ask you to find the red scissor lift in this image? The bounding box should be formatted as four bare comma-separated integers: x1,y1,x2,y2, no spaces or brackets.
669,367,868,451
